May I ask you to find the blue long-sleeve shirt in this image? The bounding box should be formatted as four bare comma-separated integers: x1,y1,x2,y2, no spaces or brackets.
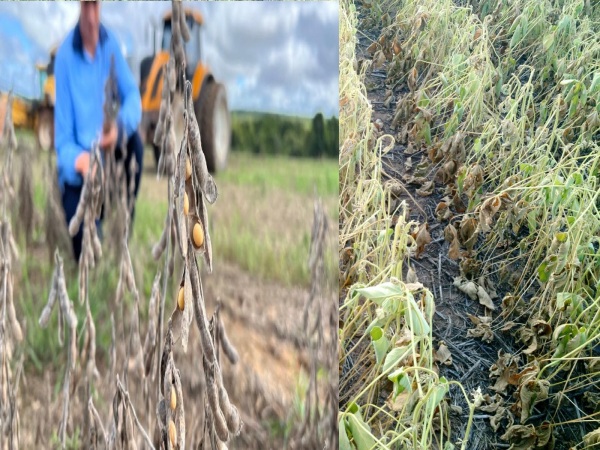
54,23,141,190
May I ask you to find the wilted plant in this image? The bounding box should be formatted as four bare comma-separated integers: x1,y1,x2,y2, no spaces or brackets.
338,1,480,448
0,91,24,450
357,0,600,444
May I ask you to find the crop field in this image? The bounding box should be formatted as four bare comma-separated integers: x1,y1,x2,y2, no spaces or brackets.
0,6,338,447
1,126,337,449
339,0,600,449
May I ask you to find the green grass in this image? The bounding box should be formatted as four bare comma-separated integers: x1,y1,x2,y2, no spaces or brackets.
219,152,338,199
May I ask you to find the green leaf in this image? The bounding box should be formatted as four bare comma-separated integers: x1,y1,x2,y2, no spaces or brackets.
510,24,522,48
555,232,568,243
346,406,377,450
568,94,579,119
388,367,412,398
339,416,353,450
519,163,533,175
527,211,538,233
538,262,550,283
383,346,411,373
370,327,390,364
542,33,555,51
427,378,449,412
422,121,432,145
381,296,401,316
406,292,430,336
352,282,404,306
590,73,600,94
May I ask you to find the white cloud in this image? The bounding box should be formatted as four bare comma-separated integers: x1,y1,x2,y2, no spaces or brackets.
0,1,339,117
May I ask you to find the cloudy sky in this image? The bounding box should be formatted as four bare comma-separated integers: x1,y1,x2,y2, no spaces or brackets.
0,1,339,118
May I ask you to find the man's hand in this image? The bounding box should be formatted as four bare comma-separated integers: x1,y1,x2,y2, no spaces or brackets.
100,121,118,151
75,151,91,176
75,151,99,179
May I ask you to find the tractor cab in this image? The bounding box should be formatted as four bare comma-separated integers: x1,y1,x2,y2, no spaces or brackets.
139,9,230,173
161,10,202,82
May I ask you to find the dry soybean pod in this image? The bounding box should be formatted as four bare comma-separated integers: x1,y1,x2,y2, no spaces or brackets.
152,215,170,260
153,67,171,148
214,363,241,434
188,254,217,366
205,359,229,442
162,358,176,444
173,365,185,448
6,275,22,342
39,264,58,327
184,81,217,204
68,173,91,236
197,191,213,271
170,0,186,71
179,2,190,43
217,317,239,365
174,117,188,257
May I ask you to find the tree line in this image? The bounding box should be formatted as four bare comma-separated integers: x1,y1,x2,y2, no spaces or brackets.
231,111,339,158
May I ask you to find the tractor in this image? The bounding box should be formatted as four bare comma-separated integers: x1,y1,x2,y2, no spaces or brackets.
140,8,230,173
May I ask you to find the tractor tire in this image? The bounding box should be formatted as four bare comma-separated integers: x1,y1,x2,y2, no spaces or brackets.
197,82,230,173
37,107,54,151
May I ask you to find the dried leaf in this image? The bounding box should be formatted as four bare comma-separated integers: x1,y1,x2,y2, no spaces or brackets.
500,424,536,450
463,164,484,197
413,223,431,258
453,191,467,213
531,319,552,338
386,390,411,412
536,422,553,447
416,180,435,197
519,375,549,423
501,321,517,331
478,195,502,232
490,350,520,393
459,216,478,252
460,258,481,279
466,314,494,343
404,142,418,155
367,41,379,54
406,266,419,284
453,277,478,300
583,428,600,447
478,393,503,413
435,202,452,221
490,406,512,432
477,285,496,310
434,342,452,366
435,160,457,184
373,50,386,69
408,67,418,92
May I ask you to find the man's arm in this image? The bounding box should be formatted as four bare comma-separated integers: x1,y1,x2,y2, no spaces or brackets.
54,48,85,187
111,39,141,139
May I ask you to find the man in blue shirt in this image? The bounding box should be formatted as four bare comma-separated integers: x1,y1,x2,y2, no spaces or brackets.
55,1,143,260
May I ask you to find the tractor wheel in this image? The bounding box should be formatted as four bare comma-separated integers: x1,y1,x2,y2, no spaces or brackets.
37,107,54,151
198,82,230,173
